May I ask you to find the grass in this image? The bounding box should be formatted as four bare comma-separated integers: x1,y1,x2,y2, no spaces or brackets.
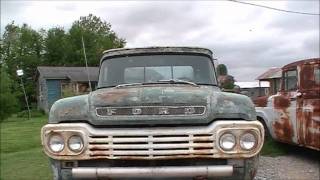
261,136,288,157
0,115,52,180
0,115,288,179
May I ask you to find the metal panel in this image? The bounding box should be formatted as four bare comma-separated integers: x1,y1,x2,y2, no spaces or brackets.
72,165,234,179
41,121,264,160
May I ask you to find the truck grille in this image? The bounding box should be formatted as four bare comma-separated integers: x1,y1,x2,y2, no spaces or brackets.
88,134,215,159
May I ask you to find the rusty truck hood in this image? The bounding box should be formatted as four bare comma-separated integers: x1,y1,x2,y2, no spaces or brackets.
90,85,209,107
49,85,256,125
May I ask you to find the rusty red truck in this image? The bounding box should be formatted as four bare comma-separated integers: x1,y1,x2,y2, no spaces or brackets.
255,58,320,150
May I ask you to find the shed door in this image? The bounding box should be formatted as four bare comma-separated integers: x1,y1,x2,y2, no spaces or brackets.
47,80,61,109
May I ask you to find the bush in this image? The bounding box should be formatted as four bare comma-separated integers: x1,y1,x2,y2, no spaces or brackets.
0,66,19,121
17,109,45,118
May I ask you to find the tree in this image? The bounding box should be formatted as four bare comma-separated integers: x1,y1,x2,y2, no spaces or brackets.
217,64,228,76
216,64,235,90
67,14,126,66
44,27,70,65
1,22,44,104
1,15,126,111
0,65,18,120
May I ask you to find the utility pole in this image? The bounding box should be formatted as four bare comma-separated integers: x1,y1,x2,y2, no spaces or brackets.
16,69,31,120
81,35,92,92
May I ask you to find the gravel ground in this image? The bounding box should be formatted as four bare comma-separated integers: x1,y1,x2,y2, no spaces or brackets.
255,149,319,180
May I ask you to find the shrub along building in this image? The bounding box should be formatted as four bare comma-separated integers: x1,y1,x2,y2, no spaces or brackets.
36,66,99,113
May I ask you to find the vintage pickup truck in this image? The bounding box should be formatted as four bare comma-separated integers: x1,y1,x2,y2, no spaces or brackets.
41,47,264,180
255,58,319,151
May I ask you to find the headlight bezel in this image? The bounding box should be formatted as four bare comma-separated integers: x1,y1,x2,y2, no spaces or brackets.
48,133,65,153
216,128,261,154
68,135,84,152
219,132,236,151
44,130,87,156
239,131,258,151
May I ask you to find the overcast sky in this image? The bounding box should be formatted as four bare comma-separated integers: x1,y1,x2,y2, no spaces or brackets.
1,0,319,81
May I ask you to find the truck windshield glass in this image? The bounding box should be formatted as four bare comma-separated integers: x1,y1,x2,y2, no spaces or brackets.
98,55,217,88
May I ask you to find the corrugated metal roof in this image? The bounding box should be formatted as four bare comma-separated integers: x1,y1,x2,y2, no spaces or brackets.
37,66,99,82
235,81,270,88
256,67,282,80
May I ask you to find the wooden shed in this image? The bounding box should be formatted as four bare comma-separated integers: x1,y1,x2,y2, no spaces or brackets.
256,67,282,96
36,66,99,112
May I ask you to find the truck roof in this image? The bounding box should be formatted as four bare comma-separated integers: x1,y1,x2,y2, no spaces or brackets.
101,47,213,62
282,58,320,70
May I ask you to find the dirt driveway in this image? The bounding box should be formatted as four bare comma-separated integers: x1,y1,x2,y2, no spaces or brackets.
255,146,319,180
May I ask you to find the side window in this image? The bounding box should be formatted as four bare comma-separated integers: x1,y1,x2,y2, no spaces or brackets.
315,67,320,85
284,69,297,91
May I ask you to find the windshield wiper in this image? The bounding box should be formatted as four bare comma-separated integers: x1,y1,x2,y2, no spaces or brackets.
115,82,166,88
115,83,143,88
158,79,199,87
114,79,199,88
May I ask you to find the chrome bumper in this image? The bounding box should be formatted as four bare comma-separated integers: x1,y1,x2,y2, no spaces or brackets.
72,165,233,179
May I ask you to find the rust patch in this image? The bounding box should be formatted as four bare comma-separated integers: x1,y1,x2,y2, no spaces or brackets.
299,64,314,90
95,89,130,104
297,99,320,150
58,106,80,116
272,96,293,142
273,95,290,109
253,96,268,107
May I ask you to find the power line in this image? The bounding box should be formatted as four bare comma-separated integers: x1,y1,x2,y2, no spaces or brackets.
228,0,320,16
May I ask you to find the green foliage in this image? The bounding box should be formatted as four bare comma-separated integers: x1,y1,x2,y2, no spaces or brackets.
67,14,126,66
44,27,71,66
0,65,18,120
1,14,126,112
216,64,228,76
16,109,45,118
1,22,44,106
216,64,236,90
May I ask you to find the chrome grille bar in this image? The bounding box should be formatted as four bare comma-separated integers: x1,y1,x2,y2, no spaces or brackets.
88,134,215,159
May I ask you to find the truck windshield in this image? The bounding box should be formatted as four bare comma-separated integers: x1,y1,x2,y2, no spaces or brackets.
98,55,217,88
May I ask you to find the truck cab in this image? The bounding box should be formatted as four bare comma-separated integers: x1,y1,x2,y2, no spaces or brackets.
256,58,320,150
41,47,264,180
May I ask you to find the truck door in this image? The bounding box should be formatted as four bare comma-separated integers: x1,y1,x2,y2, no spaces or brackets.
296,63,320,150
272,69,298,144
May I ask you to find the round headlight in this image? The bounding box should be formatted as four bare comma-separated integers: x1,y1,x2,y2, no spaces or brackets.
48,134,64,152
68,135,84,152
219,133,236,151
240,132,256,150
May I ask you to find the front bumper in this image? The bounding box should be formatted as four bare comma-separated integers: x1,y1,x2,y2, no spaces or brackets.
72,165,233,179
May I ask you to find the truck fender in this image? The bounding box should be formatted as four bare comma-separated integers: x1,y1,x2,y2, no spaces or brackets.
255,108,272,137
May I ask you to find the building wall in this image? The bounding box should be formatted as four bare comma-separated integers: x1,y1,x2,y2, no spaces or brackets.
37,75,49,113
37,77,97,113
240,87,268,99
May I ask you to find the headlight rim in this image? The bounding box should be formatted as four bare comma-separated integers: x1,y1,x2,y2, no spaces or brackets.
68,135,84,153
219,132,237,151
48,133,65,153
239,131,258,151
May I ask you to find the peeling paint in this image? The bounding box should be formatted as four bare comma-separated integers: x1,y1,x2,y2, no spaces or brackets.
257,58,320,150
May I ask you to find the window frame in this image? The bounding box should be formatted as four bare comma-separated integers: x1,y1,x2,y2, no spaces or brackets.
283,69,298,91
